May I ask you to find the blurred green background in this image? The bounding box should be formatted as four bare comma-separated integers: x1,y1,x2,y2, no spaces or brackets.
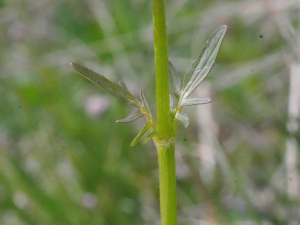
1,0,300,224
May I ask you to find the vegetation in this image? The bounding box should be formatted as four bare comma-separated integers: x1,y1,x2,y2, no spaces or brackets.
0,0,298,224
71,23,226,225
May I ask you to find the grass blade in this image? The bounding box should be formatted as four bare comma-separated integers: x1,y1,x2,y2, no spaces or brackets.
71,63,141,108
181,98,211,107
116,110,144,123
182,25,227,98
130,122,151,146
140,90,152,114
143,130,158,144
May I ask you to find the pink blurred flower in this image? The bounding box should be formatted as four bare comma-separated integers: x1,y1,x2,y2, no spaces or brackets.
85,95,109,118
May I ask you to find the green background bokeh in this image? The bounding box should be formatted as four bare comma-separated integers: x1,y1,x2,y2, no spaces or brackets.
0,0,299,224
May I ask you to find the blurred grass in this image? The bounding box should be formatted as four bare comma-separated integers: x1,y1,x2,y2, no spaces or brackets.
0,0,299,224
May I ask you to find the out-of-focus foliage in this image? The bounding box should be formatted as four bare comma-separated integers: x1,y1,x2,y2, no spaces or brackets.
0,0,299,225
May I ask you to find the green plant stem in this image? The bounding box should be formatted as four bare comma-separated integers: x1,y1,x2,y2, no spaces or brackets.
152,0,177,224
157,141,177,225
152,0,172,140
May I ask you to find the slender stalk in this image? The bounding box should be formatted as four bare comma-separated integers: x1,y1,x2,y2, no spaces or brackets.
152,0,172,140
152,0,177,224
157,142,177,225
